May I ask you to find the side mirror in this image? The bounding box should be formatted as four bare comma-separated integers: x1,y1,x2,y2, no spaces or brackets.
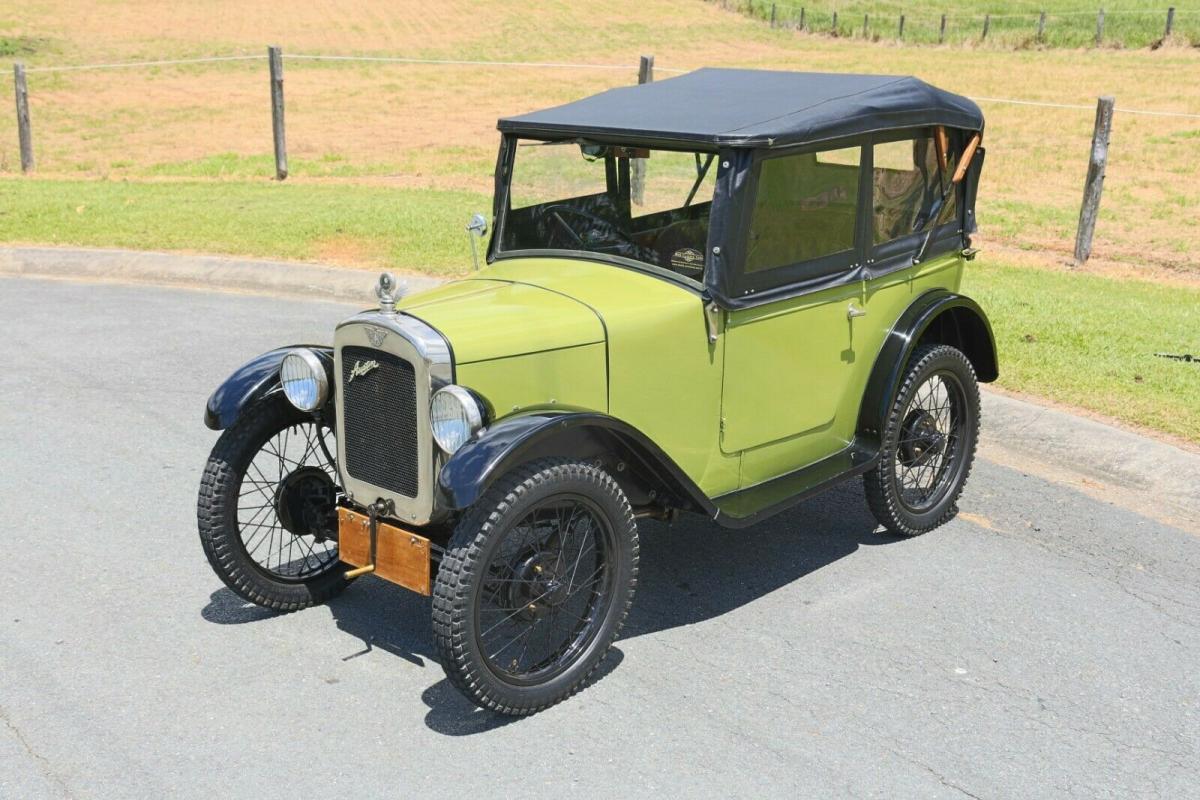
467,213,488,237
466,213,488,271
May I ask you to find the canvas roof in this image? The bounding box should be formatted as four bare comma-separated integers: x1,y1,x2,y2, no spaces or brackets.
498,68,983,149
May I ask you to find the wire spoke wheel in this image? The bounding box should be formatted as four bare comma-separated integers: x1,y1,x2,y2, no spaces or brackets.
864,344,980,537
237,419,341,581
432,459,639,715
475,495,616,685
199,395,351,612
892,371,966,513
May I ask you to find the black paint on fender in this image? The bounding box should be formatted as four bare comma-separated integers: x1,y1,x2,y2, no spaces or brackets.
203,346,334,430
857,290,997,449
438,412,718,517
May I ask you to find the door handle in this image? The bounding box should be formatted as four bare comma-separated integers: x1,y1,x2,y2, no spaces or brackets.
847,303,867,320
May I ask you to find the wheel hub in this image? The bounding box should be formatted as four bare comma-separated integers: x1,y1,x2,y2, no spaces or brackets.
275,466,338,540
508,552,569,619
898,409,946,467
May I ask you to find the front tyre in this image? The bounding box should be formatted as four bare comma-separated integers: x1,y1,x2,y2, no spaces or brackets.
432,459,639,716
198,394,349,611
864,344,980,537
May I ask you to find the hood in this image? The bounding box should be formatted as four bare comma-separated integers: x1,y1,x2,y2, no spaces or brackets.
397,279,604,365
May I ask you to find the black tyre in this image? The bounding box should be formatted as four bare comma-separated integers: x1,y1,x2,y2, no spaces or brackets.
432,459,639,715
864,344,980,537
198,394,349,611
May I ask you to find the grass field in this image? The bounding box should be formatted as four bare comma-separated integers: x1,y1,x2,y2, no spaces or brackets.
731,0,1200,48
0,1,1197,442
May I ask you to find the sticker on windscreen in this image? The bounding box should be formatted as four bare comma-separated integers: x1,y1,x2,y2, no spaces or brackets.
670,247,704,276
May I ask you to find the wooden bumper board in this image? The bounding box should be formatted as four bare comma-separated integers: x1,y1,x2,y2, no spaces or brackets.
337,507,432,595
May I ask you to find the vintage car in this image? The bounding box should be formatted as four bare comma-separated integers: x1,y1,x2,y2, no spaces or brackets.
198,69,995,715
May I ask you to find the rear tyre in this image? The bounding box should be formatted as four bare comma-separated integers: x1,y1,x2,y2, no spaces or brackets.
432,459,639,716
198,395,349,611
864,344,980,537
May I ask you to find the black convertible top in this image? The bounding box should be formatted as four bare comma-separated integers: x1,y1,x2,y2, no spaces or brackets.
498,68,983,148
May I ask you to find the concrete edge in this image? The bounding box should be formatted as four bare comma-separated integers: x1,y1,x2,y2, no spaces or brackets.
4,244,1197,528
0,244,444,303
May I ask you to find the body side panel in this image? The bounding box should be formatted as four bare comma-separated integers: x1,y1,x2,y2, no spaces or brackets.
480,258,740,497
734,253,962,490
455,343,609,419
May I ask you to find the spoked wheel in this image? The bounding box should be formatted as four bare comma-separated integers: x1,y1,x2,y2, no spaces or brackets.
198,395,350,611
433,459,639,715
864,344,980,536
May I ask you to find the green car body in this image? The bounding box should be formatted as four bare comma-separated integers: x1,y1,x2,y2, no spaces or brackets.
403,247,985,516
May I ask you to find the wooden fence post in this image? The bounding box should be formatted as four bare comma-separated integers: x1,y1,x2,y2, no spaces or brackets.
862,14,869,37
799,7,806,29
982,14,990,40
939,14,947,43
1095,9,1105,45
770,3,776,28
1037,11,1046,42
1074,96,1115,264
832,11,838,34
631,55,654,206
268,46,287,180
899,14,906,39
13,63,33,173
1165,7,1175,38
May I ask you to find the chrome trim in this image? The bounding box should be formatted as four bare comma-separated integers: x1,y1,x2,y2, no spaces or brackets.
280,348,329,412
333,310,453,525
430,384,485,454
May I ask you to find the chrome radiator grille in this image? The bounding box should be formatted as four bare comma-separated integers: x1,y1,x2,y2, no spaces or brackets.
334,311,450,526
339,345,420,498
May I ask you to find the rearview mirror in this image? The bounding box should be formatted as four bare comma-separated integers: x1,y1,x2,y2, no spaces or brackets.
466,213,488,270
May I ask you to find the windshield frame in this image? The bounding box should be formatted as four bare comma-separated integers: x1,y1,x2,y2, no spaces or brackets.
488,134,721,293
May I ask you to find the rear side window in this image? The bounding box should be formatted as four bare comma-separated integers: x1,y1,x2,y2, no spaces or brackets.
744,147,861,275
872,135,954,244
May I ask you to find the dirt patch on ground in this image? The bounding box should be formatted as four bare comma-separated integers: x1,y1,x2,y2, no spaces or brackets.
3,0,1198,275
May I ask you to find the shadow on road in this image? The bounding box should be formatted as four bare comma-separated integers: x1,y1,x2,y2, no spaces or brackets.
200,479,900,733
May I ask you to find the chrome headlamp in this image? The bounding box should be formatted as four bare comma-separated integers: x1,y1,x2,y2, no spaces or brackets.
430,385,485,454
280,349,329,412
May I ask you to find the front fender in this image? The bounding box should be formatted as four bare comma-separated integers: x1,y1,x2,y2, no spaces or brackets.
204,346,334,430
437,411,714,514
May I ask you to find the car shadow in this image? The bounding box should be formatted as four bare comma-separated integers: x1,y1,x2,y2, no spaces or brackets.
200,479,901,734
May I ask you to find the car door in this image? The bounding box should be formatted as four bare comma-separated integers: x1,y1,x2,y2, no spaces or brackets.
719,145,870,485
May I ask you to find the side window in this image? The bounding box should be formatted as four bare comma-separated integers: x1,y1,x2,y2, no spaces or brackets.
872,135,954,244
745,147,861,276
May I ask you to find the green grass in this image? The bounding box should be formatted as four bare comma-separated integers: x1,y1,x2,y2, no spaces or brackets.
0,177,489,275
1,175,1197,443
731,0,1199,48
963,261,1200,443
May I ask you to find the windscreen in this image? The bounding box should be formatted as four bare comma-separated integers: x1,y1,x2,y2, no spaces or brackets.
499,139,718,282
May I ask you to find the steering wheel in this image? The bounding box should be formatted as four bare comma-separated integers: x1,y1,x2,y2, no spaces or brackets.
538,204,660,266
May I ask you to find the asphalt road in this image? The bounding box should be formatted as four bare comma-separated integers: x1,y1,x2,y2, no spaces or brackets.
2,276,1197,799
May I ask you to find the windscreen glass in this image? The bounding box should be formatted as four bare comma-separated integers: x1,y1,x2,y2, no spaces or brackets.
500,139,717,282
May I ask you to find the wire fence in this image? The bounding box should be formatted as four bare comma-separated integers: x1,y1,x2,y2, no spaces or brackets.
719,1,1199,48
3,47,1200,269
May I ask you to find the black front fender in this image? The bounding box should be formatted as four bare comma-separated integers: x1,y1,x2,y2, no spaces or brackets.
204,346,334,430
437,412,715,515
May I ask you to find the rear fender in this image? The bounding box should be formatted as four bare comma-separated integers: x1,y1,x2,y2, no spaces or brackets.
857,291,997,447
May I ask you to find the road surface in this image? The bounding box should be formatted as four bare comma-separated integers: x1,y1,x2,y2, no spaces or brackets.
2,276,1197,798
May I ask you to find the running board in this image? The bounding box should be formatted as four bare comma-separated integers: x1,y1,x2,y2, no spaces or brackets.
711,440,879,529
